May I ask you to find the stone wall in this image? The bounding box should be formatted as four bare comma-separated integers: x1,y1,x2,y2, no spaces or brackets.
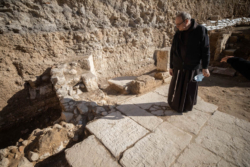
0,0,250,130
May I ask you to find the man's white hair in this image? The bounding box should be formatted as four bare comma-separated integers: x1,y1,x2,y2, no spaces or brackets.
176,12,191,21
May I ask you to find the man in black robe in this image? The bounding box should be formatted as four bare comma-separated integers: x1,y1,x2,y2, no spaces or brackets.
168,12,210,113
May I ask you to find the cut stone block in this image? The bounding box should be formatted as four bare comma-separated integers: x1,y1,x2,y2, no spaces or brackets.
155,48,170,72
108,76,137,94
154,72,170,80
81,55,96,74
81,72,99,92
173,143,221,167
86,112,149,159
122,91,168,110
130,75,160,94
212,67,236,76
120,122,192,167
194,98,218,113
166,109,211,135
116,104,163,131
224,49,236,56
65,135,120,167
195,111,250,167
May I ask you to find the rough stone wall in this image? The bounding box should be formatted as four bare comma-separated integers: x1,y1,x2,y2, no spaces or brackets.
0,0,250,128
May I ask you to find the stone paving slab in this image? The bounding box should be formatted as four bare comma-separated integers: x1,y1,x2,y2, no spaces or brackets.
153,84,169,97
166,109,211,135
86,111,149,159
121,92,168,110
195,111,250,167
172,143,221,167
117,104,163,131
65,135,120,167
194,97,218,113
207,111,250,142
120,122,192,167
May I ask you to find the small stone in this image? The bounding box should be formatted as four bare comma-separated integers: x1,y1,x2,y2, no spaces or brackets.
68,69,77,75
22,140,28,146
61,112,74,122
95,107,106,114
73,134,79,141
19,146,24,154
77,102,88,114
28,151,39,162
76,115,82,122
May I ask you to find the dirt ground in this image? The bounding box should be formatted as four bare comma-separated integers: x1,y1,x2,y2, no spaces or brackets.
198,73,250,122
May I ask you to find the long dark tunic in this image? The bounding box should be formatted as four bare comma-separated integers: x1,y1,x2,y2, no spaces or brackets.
168,19,209,112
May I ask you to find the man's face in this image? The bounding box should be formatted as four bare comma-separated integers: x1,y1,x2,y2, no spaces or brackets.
175,16,187,31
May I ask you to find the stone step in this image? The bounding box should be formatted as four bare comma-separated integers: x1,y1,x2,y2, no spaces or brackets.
223,49,236,56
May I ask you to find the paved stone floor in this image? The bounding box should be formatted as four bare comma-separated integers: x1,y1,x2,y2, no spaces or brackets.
65,84,250,167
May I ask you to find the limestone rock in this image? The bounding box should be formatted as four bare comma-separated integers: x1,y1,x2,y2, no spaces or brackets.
155,48,171,72
28,151,39,162
0,157,9,167
81,72,99,92
77,102,89,114
130,75,159,94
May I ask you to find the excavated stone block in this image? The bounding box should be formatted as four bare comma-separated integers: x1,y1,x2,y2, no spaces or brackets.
120,122,192,167
81,72,99,92
108,76,137,94
79,54,96,74
65,135,120,167
130,75,159,94
155,48,170,72
154,72,170,80
86,112,149,159
212,67,236,76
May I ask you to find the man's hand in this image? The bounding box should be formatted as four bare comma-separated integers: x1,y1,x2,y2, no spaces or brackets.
202,69,210,77
169,68,173,76
221,56,234,63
